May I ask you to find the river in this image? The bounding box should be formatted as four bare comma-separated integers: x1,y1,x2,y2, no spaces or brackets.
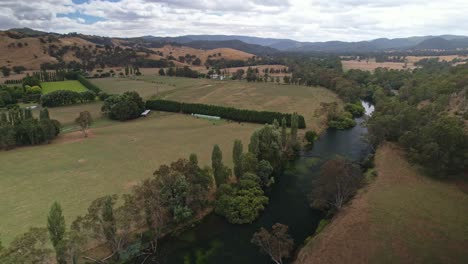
143,101,374,264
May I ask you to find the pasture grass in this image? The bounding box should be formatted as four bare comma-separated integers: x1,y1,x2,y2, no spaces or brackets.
0,113,259,244
41,80,88,94
92,76,341,132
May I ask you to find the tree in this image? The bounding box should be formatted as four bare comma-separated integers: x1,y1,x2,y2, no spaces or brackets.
47,202,66,248
281,117,287,149
102,91,145,121
1,66,11,77
310,157,362,211
232,139,243,179
290,112,298,143
39,108,50,121
251,223,294,264
257,160,274,187
75,111,93,138
0,228,52,263
212,144,229,187
47,202,66,264
215,175,268,224
13,65,26,74
305,130,318,144
158,68,165,76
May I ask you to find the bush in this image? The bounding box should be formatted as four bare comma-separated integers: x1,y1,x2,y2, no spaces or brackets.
77,75,101,93
146,99,306,128
305,130,319,144
344,103,365,117
80,90,96,102
102,91,145,121
328,112,356,129
41,90,82,107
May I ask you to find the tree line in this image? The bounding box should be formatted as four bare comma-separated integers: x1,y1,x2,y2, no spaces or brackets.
146,99,306,128
0,107,60,150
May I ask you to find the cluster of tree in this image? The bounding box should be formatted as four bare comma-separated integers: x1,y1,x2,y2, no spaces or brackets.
1,66,11,77
251,223,294,264
310,156,363,212
367,61,468,177
146,99,306,128
374,55,406,63
215,119,302,224
3,79,23,85
101,91,145,121
0,153,213,263
159,66,201,78
41,90,96,107
134,58,174,68
0,107,60,150
316,102,357,129
32,70,67,82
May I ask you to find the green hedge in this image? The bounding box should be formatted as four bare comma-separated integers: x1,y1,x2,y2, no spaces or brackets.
77,75,101,94
146,99,306,128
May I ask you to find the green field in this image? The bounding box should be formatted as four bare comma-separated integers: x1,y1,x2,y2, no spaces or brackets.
41,80,88,94
0,76,341,244
92,76,341,132
0,113,259,244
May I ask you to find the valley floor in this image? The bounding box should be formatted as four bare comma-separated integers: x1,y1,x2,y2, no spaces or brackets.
296,143,468,264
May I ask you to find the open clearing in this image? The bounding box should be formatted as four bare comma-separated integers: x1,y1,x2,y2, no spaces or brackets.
41,80,88,94
93,76,341,132
296,143,468,264
0,113,259,244
0,76,340,244
342,59,413,71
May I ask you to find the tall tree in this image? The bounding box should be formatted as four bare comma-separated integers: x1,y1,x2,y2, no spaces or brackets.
290,112,298,143
39,108,50,121
232,139,243,179
310,157,362,210
47,202,66,249
75,111,93,138
212,144,229,187
251,223,294,264
281,117,287,149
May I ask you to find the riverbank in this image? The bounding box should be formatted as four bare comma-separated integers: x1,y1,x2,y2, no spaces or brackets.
295,143,468,264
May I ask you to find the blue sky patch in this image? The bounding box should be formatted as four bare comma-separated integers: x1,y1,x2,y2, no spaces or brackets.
57,11,106,24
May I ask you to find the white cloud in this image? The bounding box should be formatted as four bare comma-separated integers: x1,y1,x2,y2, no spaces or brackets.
0,0,467,41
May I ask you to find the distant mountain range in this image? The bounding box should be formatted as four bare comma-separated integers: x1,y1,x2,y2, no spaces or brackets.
6,28,468,54
143,34,468,53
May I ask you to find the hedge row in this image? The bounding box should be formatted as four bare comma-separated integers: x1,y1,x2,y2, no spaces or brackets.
77,75,102,94
41,90,96,107
146,99,306,128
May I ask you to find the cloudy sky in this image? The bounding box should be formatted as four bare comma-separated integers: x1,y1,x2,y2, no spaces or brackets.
0,0,467,42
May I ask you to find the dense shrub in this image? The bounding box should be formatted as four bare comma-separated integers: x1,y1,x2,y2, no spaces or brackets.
328,112,356,130
77,75,101,93
146,99,306,128
0,108,60,150
344,102,365,117
102,91,145,121
305,130,319,144
41,90,82,107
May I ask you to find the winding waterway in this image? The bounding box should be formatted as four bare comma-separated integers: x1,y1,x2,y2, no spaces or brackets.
146,101,374,264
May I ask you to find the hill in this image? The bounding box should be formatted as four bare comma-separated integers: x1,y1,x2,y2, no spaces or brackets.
151,33,468,52
0,29,260,71
296,143,468,264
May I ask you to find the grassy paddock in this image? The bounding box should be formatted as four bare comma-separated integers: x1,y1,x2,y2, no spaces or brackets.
0,113,258,244
92,76,341,132
41,80,88,94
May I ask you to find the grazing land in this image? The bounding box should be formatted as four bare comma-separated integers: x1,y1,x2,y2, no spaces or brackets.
0,113,259,244
0,76,341,244
296,143,468,264
41,80,88,94
93,76,341,132
341,59,412,71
